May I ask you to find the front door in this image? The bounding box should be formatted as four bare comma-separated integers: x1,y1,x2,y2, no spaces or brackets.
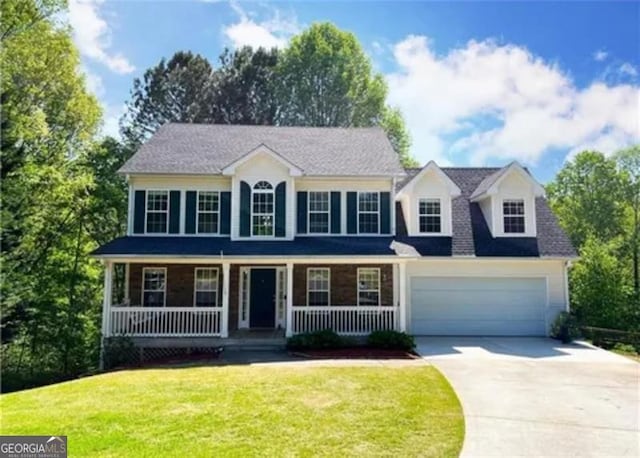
249,268,276,328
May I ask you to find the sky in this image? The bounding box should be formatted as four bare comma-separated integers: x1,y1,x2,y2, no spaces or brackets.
68,0,640,182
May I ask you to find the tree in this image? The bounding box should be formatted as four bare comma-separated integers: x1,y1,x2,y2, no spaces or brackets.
1,0,103,391
380,107,416,167
276,23,387,127
120,51,215,146
546,151,626,249
615,146,640,298
212,46,280,125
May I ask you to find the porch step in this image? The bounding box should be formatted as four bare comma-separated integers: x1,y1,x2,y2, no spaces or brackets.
222,337,287,351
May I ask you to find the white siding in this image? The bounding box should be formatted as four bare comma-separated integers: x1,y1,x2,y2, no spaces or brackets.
406,259,568,336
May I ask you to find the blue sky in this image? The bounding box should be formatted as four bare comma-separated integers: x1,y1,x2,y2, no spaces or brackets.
69,1,639,182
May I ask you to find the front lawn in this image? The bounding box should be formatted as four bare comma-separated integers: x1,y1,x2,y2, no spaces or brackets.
1,364,464,457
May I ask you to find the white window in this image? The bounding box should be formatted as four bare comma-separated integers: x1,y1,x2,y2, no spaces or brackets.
357,268,380,306
252,181,274,236
308,191,330,233
146,191,168,233
142,268,166,307
194,268,219,307
197,191,219,234
307,268,330,306
419,198,441,233
358,192,379,234
503,199,525,233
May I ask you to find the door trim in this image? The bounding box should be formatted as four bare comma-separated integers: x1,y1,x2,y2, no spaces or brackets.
238,266,285,329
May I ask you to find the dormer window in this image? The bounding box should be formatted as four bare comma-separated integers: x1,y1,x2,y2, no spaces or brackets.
418,198,441,233
252,181,274,236
503,199,525,233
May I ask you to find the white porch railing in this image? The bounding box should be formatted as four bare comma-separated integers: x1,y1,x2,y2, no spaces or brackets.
108,307,223,337
290,306,398,336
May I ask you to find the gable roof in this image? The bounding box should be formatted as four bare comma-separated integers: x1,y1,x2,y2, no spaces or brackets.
395,161,461,198
119,123,406,176
469,161,545,201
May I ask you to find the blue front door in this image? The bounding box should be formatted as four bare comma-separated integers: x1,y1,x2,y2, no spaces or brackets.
249,268,276,328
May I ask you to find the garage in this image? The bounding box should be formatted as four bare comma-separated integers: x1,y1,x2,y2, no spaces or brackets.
410,277,547,336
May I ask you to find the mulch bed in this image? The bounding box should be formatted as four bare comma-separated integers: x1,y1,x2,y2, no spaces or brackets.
292,347,419,360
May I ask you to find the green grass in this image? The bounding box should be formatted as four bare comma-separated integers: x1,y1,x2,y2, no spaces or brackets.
1,364,463,457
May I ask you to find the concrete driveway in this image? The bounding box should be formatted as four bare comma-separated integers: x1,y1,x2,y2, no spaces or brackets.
416,337,639,457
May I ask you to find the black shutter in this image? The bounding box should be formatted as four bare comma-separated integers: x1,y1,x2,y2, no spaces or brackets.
133,190,146,234
275,181,286,237
380,191,391,234
220,191,231,235
330,191,341,234
346,192,357,234
239,181,251,237
185,191,196,234
297,191,307,234
169,191,181,234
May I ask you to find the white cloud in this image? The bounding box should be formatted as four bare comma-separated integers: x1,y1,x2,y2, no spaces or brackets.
100,103,126,139
619,62,638,77
386,36,640,166
81,66,104,97
593,49,608,61
68,0,135,74
222,1,299,49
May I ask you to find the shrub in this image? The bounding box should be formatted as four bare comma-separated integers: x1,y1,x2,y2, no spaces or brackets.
102,335,138,369
550,312,581,343
286,329,345,351
367,330,415,351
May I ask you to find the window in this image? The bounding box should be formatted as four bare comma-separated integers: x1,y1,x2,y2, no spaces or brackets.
358,192,379,234
197,191,219,234
503,199,525,233
142,268,166,307
307,268,330,306
419,198,441,233
309,191,329,233
252,181,274,236
357,268,380,306
146,191,168,233
194,268,218,307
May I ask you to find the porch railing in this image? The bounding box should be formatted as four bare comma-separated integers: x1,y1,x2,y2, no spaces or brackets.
108,307,222,337
290,306,398,336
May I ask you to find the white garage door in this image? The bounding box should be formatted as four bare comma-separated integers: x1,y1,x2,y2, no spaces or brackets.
410,277,547,336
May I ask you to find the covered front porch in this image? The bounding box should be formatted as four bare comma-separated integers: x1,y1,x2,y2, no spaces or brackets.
101,258,407,341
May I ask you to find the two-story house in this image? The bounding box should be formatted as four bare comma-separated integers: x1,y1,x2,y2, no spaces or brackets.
94,123,576,349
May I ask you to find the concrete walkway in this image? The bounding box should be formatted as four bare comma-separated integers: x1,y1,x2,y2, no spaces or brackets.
416,337,640,457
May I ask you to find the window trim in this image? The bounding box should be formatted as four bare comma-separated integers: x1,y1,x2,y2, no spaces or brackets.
307,267,331,306
502,198,526,234
357,191,380,235
307,191,331,234
193,267,219,307
357,267,381,306
196,190,220,235
145,190,170,234
251,181,275,238
418,198,442,234
141,267,167,307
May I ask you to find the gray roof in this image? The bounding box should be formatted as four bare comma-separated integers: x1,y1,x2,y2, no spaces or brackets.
395,167,577,258
119,123,405,176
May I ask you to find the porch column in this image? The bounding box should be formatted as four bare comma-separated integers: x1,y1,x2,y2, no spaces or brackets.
221,262,230,338
101,261,113,337
285,262,294,337
99,260,113,370
398,262,407,332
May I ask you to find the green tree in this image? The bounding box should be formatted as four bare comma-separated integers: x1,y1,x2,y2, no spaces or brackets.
546,151,626,249
1,0,103,390
212,46,280,125
120,51,215,146
380,106,416,167
615,146,640,298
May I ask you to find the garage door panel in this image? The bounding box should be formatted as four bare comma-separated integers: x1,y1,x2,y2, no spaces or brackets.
410,277,546,336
